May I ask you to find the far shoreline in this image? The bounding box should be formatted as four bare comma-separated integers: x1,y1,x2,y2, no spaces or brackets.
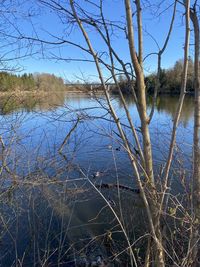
0,88,195,97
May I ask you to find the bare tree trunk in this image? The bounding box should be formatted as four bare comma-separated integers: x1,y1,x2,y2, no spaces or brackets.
124,0,154,184
136,0,143,67
190,6,200,266
161,0,191,211
124,1,165,266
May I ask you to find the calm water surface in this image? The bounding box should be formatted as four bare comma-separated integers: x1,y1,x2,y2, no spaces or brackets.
0,92,194,266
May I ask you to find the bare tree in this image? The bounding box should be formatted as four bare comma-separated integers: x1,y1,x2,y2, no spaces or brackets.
190,2,200,266
67,0,191,266
1,0,199,266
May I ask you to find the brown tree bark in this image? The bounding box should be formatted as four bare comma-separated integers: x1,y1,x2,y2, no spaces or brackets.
190,6,200,266
124,1,165,266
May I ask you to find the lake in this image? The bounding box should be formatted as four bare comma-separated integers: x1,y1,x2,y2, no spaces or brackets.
0,92,194,266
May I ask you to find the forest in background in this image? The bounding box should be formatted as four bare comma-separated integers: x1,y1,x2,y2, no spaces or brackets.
0,72,65,92
0,0,199,266
116,58,199,94
145,58,198,94
0,59,199,95
0,58,198,94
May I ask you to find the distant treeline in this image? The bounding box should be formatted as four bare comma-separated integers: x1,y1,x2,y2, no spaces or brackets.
0,72,65,92
117,58,198,95
0,59,198,94
145,58,197,94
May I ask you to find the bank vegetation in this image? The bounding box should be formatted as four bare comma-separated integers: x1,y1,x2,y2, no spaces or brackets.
0,72,65,92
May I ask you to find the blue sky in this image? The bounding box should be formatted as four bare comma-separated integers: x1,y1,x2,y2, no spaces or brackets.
2,0,194,82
